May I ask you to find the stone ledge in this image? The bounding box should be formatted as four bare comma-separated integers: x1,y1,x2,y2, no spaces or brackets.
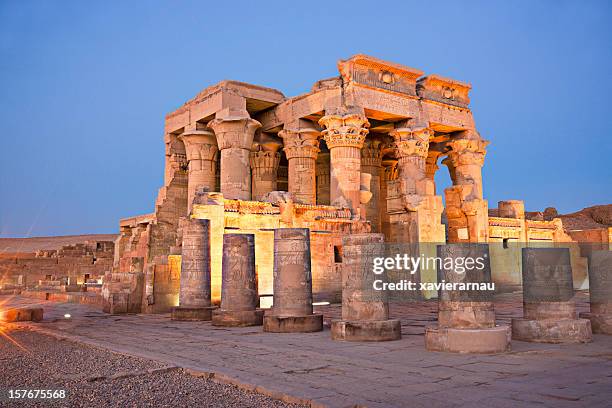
171,306,216,321
212,309,264,327
511,318,592,343
425,325,511,353
263,313,323,333
331,319,401,342
0,306,44,322
579,312,612,335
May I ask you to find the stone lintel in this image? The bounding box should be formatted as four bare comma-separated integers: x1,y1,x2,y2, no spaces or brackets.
417,74,472,108
338,54,424,97
165,80,284,134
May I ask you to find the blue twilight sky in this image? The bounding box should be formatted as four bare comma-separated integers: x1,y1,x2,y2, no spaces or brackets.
0,1,611,237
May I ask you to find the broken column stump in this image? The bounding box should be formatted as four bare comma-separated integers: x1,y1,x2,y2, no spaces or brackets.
331,233,401,341
212,234,263,327
579,250,612,334
512,248,592,343
263,228,323,333
0,307,44,322
425,244,511,353
171,218,217,321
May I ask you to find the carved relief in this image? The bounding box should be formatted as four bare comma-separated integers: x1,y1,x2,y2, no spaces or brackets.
447,138,489,168
319,114,369,149
389,127,432,159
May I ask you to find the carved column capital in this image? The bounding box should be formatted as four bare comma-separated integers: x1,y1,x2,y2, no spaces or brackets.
207,116,261,150
447,139,489,168
382,159,399,181
279,128,320,160
425,150,442,179
319,113,369,149
178,130,218,162
249,150,281,171
389,127,432,159
361,138,384,168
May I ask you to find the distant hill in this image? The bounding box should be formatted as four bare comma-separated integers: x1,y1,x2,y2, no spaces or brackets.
558,204,612,230
0,234,118,254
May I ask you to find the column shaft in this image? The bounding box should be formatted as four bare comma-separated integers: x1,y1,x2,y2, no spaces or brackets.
361,139,383,232
250,150,280,201
319,113,369,211
208,116,261,201
316,152,330,205
179,130,218,213
178,218,211,308
279,128,320,204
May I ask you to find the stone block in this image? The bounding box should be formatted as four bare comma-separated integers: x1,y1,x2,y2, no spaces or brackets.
171,306,216,321
425,325,511,353
1,307,43,322
262,313,323,333
331,319,401,342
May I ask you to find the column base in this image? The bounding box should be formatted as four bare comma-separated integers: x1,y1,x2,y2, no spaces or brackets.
0,307,44,322
171,306,216,321
425,325,511,353
331,319,401,342
212,309,264,327
263,313,323,333
511,318,592,343
579,312,612,335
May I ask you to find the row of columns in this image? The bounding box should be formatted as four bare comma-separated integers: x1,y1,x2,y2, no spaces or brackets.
175,112,488,242
176,112,373,213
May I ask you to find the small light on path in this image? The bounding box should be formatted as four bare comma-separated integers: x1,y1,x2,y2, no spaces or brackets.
64,314,71,319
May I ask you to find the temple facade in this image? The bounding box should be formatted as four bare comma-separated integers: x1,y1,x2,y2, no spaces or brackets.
103,55,587,314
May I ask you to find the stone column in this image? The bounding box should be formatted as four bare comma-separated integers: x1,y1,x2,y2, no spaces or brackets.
316,152,330,205
361,139,383,232
249,148,281,201
445,136,490,243
279,128,320,205
447,137,488,199
390,127,431,199
512,248,592,343
386,127,431,244
172,218,216,321
319,113,369,212
179,130,218,213
263,228,323,332
331,233,401,341
425,244,511,353
580,250,612,334
208,116,261,201
380,159,398,241
425,151,441,195
212,234,264,326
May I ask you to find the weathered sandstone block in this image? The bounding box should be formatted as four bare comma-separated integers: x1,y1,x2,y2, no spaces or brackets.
172,218,216,321
1,307,43,322
212,234,263,327
512,248,592,343
331,233,401,341
579,250,612,334
425,244,511,353
263,228,323,333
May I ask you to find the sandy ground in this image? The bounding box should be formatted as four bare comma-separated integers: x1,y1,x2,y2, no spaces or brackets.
0,328,305,408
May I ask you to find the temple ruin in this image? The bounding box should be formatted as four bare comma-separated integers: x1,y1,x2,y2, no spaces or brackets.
101,55,598,314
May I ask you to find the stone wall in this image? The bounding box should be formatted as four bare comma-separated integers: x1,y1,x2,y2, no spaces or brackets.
0,240,114,293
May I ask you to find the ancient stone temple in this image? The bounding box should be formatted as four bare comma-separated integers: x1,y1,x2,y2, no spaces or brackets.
103,55,588,313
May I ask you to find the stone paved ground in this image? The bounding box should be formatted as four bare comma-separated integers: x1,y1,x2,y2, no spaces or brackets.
1,293,611,408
